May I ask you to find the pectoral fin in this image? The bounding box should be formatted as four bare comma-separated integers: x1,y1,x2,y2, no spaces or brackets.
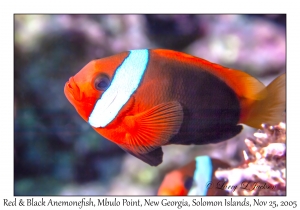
122,101,183,155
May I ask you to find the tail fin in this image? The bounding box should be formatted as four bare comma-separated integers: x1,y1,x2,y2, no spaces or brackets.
243,74,286,129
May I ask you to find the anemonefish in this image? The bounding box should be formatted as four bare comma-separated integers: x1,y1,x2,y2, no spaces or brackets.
157,156,230,196
157,160,196,196
64,49,286,166
191,156,230,196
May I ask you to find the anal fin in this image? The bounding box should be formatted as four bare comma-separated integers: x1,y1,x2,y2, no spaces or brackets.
120,145,163,166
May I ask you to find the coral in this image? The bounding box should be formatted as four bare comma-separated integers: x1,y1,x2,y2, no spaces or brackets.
215,122,286,195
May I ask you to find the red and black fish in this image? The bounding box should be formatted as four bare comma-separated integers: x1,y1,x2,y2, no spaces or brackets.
64,49,286,166
157,156,230,195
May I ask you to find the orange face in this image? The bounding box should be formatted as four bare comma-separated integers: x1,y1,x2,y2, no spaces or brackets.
64,61,99,122
64,52,129,122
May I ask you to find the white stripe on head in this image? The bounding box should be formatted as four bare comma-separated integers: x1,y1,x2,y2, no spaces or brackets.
88,49,149,128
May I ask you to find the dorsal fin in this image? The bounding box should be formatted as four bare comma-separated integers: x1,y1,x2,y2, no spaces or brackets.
154,49,267,101
200,62,267,101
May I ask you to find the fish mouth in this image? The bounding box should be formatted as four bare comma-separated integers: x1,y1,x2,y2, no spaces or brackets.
64,77,82,102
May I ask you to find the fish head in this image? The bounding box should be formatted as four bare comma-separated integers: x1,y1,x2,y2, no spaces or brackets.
64,52,130,124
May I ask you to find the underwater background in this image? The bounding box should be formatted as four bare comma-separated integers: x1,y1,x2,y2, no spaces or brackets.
14,14,286,195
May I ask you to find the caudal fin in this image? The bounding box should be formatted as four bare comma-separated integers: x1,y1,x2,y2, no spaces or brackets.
243,74,286,129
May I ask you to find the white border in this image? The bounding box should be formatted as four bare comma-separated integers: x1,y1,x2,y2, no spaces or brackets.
3,1,299,209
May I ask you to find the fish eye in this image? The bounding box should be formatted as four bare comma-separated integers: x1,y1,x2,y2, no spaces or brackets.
94,74,111,91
